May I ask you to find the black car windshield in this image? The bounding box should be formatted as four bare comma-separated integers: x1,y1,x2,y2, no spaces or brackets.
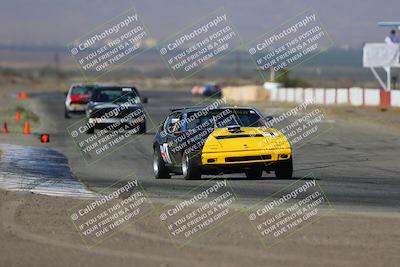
71,86,93,95
186,109,267,129
92,87,140,103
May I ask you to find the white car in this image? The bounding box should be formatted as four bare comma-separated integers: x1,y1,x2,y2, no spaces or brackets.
64,84,95,118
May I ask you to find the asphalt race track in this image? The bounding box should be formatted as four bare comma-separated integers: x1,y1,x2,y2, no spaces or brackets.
29,90,400,210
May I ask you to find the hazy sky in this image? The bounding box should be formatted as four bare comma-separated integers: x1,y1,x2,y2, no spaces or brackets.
0,0,398,48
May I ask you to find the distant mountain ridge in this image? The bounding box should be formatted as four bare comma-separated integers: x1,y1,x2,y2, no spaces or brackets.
0,0,398,48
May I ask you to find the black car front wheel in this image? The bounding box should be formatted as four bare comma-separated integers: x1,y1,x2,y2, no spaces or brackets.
153,147,171,179
137,122,146,134
86,124,94,134
182,152,201,180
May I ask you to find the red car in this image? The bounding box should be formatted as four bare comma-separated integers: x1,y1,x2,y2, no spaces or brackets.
64,84,95,118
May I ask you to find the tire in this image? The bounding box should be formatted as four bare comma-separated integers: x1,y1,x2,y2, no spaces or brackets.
86,124,95,134
182,152,201,180
137,122,146,134
245,168,263,179
275,158,293,179
153,147,171,179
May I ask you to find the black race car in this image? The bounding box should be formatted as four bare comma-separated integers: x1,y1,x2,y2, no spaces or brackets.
85,85,147,134
152,107,293,180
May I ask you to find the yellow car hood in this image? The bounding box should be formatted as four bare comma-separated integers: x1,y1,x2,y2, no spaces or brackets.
202,127,291,153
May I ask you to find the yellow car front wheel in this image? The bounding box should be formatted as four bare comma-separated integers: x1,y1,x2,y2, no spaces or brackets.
275,158,293,179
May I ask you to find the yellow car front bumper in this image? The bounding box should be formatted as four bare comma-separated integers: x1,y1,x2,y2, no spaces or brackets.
201,148,291,165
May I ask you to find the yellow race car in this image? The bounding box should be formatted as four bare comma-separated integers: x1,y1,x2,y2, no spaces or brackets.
153,107,292,180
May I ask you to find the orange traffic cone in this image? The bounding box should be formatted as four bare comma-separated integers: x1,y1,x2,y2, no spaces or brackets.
15,111,21,122
2,121,8,133
18,92,29,99
23,121,30,134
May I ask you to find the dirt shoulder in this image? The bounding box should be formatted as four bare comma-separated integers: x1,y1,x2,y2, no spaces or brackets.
0,90,39,135
0,189,398,267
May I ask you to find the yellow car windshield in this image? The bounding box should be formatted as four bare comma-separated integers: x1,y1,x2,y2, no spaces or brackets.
186,109,267,129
